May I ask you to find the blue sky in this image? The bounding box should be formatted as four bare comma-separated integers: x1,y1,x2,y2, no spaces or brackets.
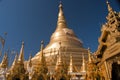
0,0,119,60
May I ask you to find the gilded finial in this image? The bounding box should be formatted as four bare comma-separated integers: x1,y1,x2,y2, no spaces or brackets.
40,40,44,51
106,0,113,12
22,41,24,45
28,54,32,67
29,53,32,59
11,53,18,69
28,53,32,61
106,0,109,4
88,48,92,63
59,1,63,8
41,40,44,45
18,41,24,63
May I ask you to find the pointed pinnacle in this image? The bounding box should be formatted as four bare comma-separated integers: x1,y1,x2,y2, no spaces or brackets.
59,1,63,8
18,41,24,62
40,40,44,51
56,2,67,30
106,0,113,12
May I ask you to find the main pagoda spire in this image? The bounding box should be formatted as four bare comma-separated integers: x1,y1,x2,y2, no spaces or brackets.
56,2,67,30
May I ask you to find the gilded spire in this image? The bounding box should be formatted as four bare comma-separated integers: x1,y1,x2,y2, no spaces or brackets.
55,42,63,70
82,54,86,72
106,0,113,12
88,48,92,63
56,2,67,30
40,40,44,60
40,40,44,53
0,53,8,68
27,54,32,68
106,0,119,27
69,53,73,73
11,53,18,69
38,40,48,74
18,41,24,63
40,40,46,65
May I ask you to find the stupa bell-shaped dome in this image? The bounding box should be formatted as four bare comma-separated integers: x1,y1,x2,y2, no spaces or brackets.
44,3,83,51
32,3,88,72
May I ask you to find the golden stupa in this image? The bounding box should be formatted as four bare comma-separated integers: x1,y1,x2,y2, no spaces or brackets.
32,3,88,72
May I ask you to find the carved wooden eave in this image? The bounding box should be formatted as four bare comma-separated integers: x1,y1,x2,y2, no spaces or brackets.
95,30,108,56
95,44,103,56
97,42,120,66
103,43,120,60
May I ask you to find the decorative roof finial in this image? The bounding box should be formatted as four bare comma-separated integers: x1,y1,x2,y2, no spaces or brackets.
40,40,44,51
88,48,92,63
40,40,45,62
11,53,18,69
59,1,63,8
22,41,24,45
106,0,113,12
27,54,32,67
106,0,109,4
82,53,86,72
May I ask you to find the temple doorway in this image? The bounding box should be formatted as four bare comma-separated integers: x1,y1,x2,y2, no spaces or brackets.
112,62,120,80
